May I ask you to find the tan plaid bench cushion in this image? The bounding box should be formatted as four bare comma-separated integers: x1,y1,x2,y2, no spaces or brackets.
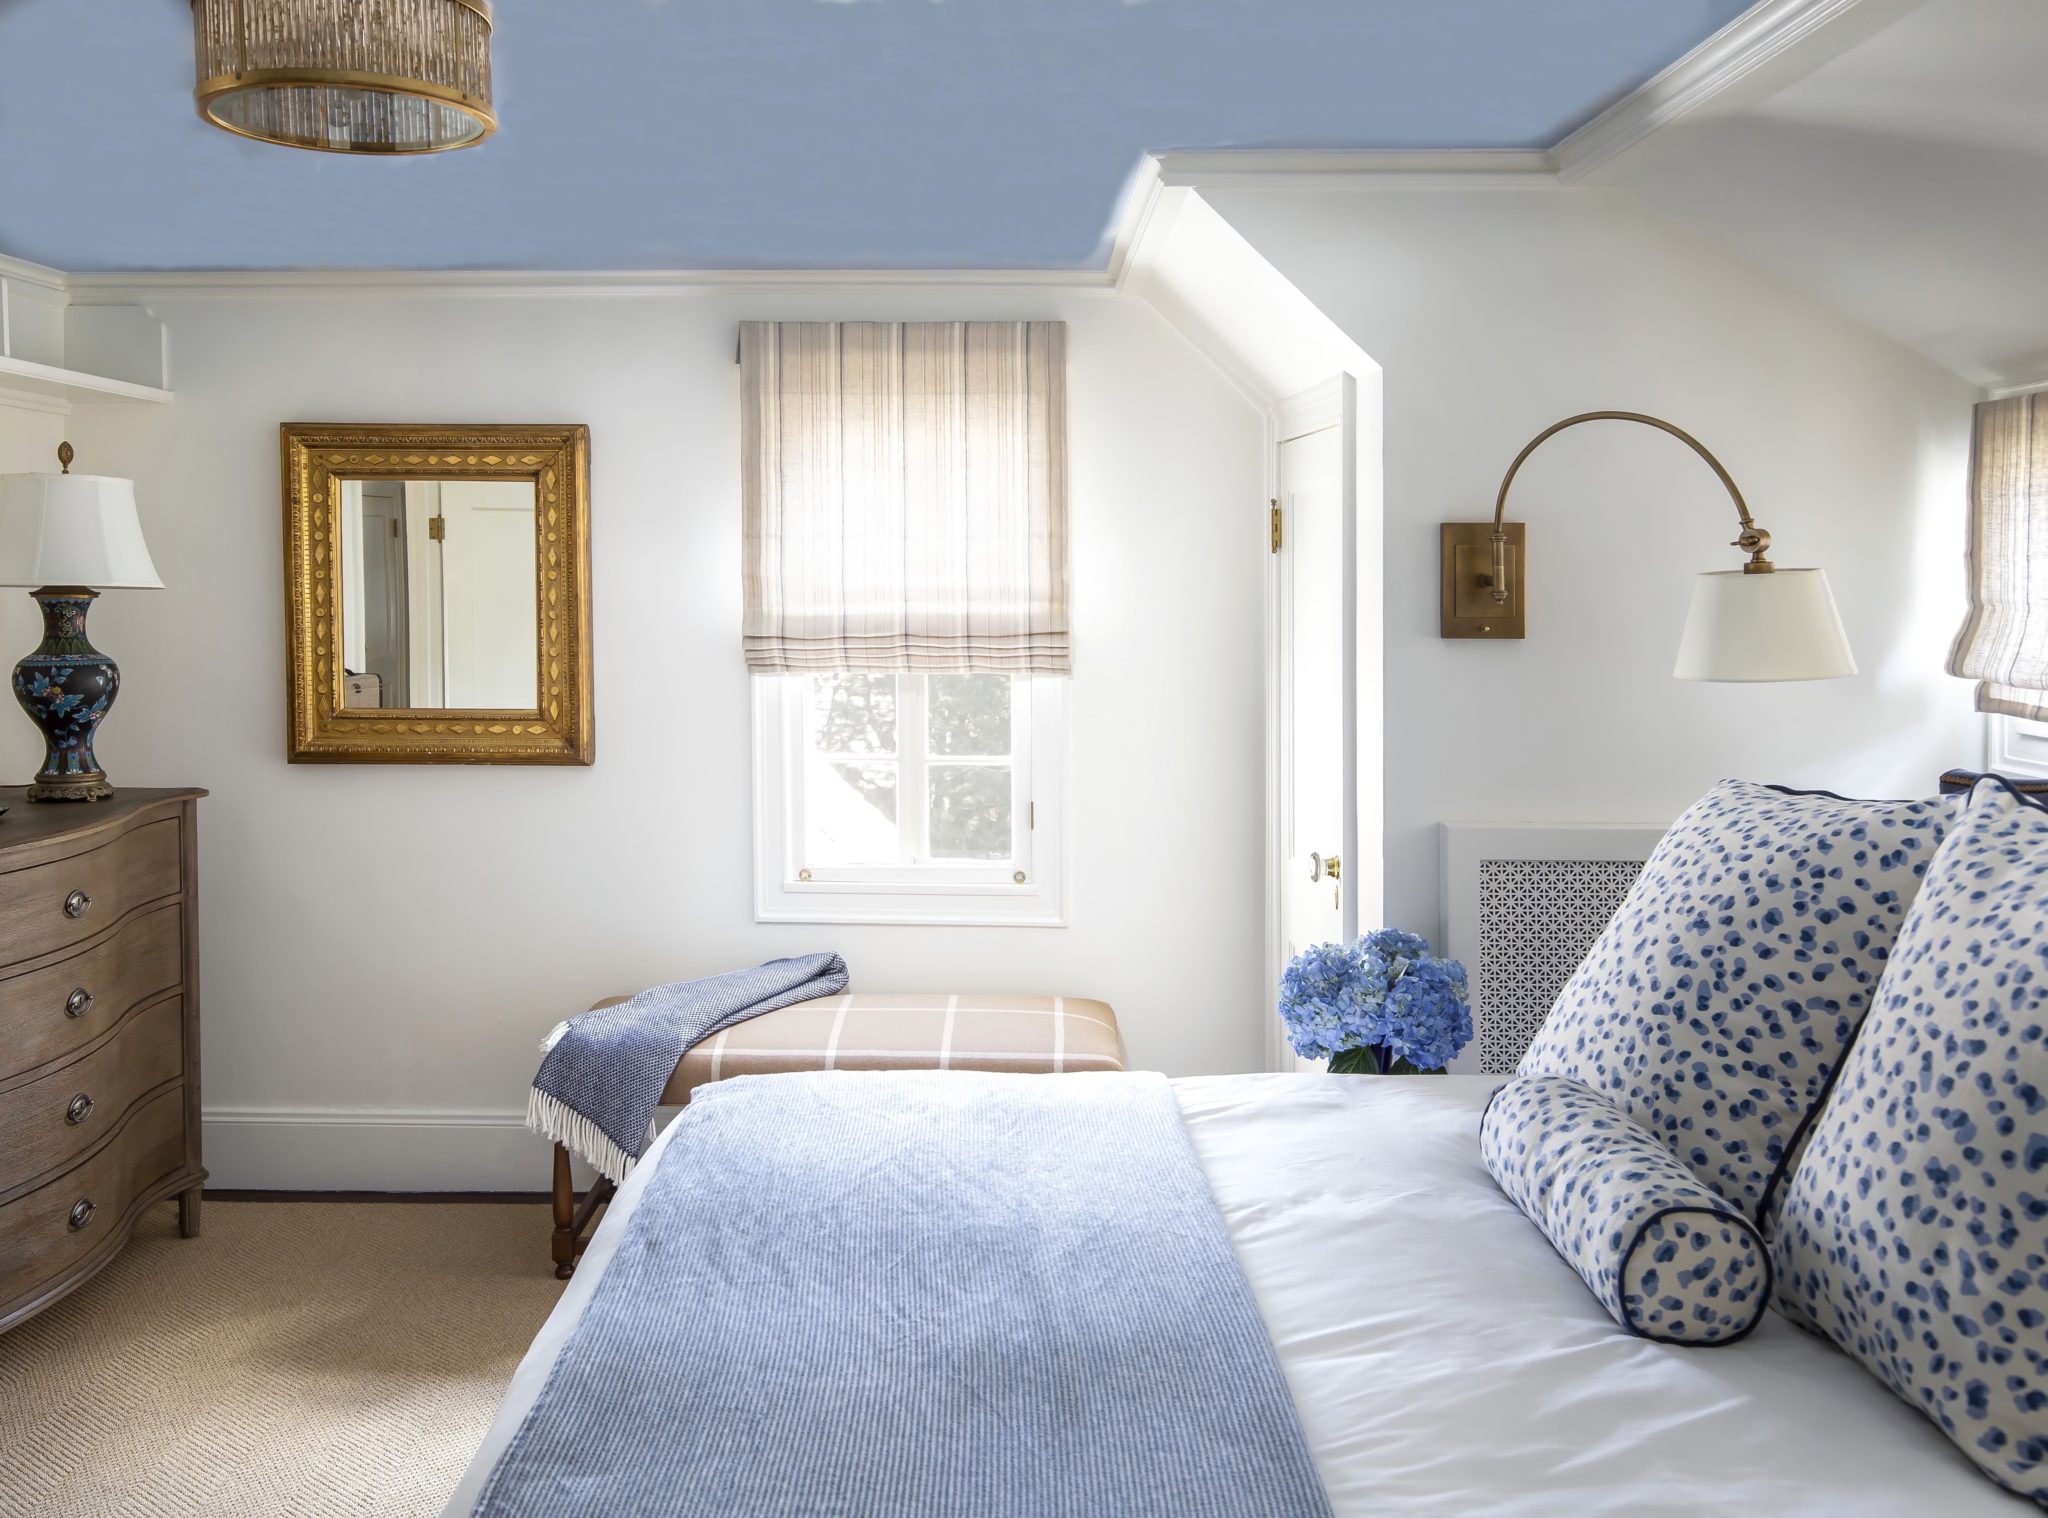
593,992,1124,1105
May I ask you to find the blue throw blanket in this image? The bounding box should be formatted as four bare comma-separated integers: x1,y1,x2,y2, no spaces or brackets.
526,954,847,1182
475,1071,1333,1518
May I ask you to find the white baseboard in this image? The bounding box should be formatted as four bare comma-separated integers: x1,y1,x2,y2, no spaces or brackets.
202,1107,551,1192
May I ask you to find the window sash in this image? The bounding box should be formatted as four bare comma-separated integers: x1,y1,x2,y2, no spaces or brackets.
753,675,1065,926
791,674,1031,882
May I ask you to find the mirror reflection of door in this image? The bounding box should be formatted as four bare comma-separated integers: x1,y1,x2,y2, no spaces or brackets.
342,480,410,708
338,477,539,712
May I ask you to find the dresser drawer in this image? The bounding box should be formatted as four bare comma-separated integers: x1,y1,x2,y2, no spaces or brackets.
0,1084,185,1310
0,997,183,1199
0,817,181,970
0,901,183,1083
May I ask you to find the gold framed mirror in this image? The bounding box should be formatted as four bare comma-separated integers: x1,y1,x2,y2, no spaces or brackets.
281,423,593,765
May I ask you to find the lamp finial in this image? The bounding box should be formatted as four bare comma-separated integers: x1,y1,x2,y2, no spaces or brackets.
56,442,73,475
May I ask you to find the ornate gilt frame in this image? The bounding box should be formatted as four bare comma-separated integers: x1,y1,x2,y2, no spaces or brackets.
281,423,593,765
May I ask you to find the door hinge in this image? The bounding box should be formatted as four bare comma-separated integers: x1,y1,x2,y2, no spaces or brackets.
1269,499,1282,554
427,515,446,542
1029,801,1035,831
389,517,400,538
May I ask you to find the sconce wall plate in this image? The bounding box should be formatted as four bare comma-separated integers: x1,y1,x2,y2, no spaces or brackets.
1439,522,1524,639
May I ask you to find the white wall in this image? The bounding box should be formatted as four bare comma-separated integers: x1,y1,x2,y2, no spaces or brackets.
1199,185,1983,951
61,284,1268,1188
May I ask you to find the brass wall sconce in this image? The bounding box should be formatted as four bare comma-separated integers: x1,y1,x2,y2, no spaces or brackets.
1440,410,1856,681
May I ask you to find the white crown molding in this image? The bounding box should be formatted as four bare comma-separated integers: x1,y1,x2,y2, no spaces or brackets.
1104,156,1166,290
0,384,71,418
0,252,67,294
1553,0,1928,185
64,265,1118,302
1154,149,1558,192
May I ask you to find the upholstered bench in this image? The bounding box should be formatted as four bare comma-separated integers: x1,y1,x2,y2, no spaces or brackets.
549,991,1124,1276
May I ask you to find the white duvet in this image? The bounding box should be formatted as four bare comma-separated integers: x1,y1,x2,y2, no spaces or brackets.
449,1074,2032,1516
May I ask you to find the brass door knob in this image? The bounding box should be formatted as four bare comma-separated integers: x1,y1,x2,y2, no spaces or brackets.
1308,852,1343,884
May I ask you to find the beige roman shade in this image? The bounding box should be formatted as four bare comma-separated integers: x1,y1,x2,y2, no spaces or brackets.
1950,392,2048,718
740,321,1069,674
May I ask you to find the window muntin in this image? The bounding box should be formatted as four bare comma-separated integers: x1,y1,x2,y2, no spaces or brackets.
755,673,1064,925
797,672,1025,877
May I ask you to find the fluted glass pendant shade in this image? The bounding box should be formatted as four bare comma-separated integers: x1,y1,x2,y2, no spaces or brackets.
192,0,495,154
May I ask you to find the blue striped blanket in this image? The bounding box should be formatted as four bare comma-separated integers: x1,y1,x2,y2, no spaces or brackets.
473,1070,1333,1518
527,954,848,1182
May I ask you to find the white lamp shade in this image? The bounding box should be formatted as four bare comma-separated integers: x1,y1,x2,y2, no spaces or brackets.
0,473,163,590
1673,567,1854,682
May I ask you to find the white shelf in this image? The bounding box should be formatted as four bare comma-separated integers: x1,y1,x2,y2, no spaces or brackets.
0,354,171,405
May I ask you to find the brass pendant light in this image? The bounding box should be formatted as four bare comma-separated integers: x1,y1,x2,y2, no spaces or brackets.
191,0,495,155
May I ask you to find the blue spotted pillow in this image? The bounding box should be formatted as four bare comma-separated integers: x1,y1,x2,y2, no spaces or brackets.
1520,780,1957,1226
1773,778,2048,1501
1483,1074,1770,1344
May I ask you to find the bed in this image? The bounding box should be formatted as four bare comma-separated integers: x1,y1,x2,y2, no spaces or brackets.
447,1073,2032,1516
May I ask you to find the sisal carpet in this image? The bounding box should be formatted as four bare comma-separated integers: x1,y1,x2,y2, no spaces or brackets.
0,1200,564,1518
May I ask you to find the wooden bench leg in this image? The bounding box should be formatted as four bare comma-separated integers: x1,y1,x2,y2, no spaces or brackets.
550,1142,616,1280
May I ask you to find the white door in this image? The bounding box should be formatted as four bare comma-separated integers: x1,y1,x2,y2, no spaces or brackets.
437,480,540,709
1274,379,1358,996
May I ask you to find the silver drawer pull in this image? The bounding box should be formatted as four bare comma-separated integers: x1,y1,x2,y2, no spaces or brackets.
65,987,92,1019
67,1197,95,1231
66,1093,94,1126
63,890,90,919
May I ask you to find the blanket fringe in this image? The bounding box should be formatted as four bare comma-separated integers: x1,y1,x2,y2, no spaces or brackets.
538,1019,574,1053
527,1086,635,1185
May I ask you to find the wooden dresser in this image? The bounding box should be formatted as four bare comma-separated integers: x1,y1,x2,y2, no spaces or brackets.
0,788,204,1333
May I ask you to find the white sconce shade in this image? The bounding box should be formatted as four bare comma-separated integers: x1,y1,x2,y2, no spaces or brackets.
1673,568,1854,682
0,473,164,590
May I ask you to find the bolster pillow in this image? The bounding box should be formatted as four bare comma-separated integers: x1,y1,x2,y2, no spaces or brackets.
1481,1074,1771,1346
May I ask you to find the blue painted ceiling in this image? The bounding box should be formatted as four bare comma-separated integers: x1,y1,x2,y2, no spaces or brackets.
0,0,1753,272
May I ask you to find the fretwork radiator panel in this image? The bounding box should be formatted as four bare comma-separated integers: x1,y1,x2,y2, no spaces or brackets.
1441,824,1667,1075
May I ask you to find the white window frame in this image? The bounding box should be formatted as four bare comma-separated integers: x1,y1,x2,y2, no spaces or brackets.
1989,713,2048,779
753,674,1067,926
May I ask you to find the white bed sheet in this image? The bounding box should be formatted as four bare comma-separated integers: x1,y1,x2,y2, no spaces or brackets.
447,1074,2032,1516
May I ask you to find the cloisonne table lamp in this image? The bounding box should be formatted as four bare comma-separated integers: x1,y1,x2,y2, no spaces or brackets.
0,444,163,801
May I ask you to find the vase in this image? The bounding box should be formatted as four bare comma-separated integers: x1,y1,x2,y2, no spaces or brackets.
12,588,119,802
1327,1046,1444,1076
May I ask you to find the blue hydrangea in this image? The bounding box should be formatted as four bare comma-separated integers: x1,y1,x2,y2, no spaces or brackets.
1276,940,1388,1059
1276,930,1472,1073
1379,957,1472,1072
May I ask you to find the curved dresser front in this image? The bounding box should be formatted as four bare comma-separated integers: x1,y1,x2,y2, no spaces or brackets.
0,788,205,1334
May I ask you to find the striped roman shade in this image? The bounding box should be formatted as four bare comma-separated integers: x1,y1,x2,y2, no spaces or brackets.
740,321,1069,674
1950,392,2048,718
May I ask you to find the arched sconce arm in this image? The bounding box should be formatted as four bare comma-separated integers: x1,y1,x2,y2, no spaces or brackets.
1441,409,1780,642
1486,412,1774,606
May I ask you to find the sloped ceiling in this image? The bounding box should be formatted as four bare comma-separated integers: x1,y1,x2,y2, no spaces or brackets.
1603,0,2048,388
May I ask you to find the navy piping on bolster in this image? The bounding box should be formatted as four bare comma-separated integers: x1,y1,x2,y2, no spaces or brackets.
1615,1201,1772,1347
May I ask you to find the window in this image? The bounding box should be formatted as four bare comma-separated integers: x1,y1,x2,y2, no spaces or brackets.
1989,714,2048,780
753,673,1065,925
